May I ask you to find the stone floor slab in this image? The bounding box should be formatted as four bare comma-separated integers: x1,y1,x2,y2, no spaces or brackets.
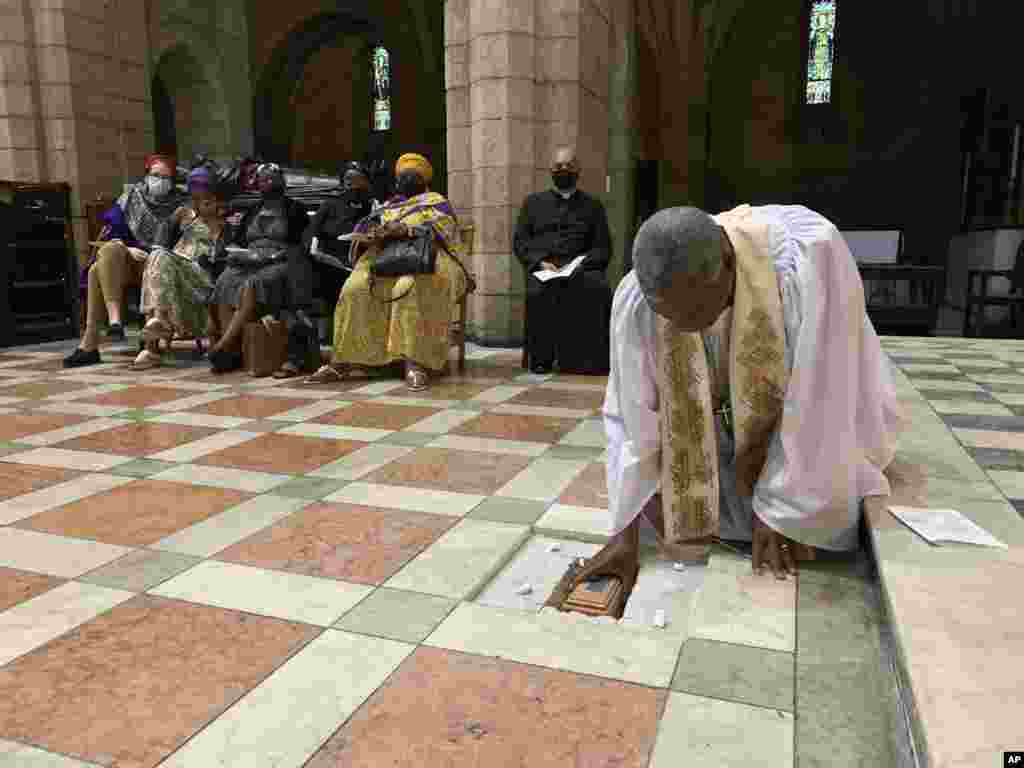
159,629,414,768
305,646,664,768
77,550,203,592
648,692,793,768
334,587,456,642
466,496,549,525
385,519,529,599
672,639,794,711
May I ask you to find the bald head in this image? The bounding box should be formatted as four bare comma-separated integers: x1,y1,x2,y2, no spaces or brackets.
633,207,724,300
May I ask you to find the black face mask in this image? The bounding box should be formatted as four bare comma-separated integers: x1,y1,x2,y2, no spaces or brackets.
395,172,427,198
342,188,371,209
552,172,578,191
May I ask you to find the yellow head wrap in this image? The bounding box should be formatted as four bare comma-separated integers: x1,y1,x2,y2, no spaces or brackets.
395,153,433,184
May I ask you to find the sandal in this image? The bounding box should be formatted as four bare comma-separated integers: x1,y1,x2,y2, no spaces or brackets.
304,364,351,385
273,362,302,379
142,318,173,345
132,349,162,370
405,367,428,392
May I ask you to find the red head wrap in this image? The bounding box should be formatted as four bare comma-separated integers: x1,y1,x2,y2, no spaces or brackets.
145,154,176,177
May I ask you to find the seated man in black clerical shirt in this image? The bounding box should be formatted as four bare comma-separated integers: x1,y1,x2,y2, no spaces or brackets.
513,146,613,375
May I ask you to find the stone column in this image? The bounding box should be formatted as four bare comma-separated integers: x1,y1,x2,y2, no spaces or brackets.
605,0,637,286
0,1,45,183
2,0,153,265
446,0,613,345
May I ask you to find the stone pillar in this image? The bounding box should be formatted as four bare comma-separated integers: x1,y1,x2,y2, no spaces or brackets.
0,1,44,183
605,0,637,287
446,0,613,346
0,0,153,265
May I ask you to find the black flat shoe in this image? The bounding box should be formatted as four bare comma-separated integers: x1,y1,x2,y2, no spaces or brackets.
63,348,101,368
107,323,125,341
209,348,243,374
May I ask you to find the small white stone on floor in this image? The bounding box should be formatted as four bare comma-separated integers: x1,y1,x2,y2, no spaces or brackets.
576,557,586,566
547,542,562,553
652,609,667,629
673,562,686,572
516,583,533,596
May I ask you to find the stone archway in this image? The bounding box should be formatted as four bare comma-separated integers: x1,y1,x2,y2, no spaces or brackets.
252,2,445,183
151,44,226,163
253,9,385,166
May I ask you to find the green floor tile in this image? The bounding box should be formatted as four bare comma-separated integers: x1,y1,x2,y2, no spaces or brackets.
334,587,456,643
272,476,350,500
79,550,201,592
109,459,177,478
542,445,605,461
796,557,899,768
468,497,549,526
379,431,437,447
671,639,794,712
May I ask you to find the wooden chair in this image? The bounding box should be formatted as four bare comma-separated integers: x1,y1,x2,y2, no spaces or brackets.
451,224,477,372
962,240,1024,337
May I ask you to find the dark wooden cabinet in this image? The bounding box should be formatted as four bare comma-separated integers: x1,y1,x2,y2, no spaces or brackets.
0,181,77,348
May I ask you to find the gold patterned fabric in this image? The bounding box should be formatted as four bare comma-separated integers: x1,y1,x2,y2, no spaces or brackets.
330,192,467,372
655,205,788,546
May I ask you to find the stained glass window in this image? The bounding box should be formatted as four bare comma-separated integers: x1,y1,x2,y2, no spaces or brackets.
372,46,391,132
805,1,836,104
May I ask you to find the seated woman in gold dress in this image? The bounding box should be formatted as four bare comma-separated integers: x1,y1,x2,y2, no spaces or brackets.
305,153,468,391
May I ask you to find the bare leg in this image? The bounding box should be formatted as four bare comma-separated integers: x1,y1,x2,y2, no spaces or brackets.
211,287,256,355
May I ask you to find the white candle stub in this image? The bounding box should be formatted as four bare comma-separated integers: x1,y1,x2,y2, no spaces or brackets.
547,542,562,553
516,583,533,596
673,562,686,572
653,609,667,629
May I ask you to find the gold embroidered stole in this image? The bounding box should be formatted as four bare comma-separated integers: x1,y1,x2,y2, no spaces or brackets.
655,205,788,546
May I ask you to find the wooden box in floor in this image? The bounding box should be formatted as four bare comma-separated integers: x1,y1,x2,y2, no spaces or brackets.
243,319,287,377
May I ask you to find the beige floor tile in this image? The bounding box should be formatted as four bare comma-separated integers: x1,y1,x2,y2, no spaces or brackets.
153,494,312,557
986,469,1024,499
990,390,1024,406
0,740,102,766
534,503,612,542
427,434,550,456
147,429,261,463
150,559,373,626
16,417,133,447
159,630,414,768
3,447,134,472
308,443,416,480
648,692,793,768
385,519,529,599
689,552,796,652
265,399,353,422
146,391,235,413
0,473,133,525
402,408,480,434
150,463,291,493
926,399,1014,417
325,482,484,517
899,363,962,375
278,422,392,442
495,458,588,502
426,601,684,687
953,428,1024,452
469,384,529,403
0,527,132,578
0,581,134,666
910,378,984,392
964,372,1024,385
147,411,253,429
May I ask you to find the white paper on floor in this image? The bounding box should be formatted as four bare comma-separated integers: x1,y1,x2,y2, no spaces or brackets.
618,555,708,630
475,536,602,612
888,505,1008,549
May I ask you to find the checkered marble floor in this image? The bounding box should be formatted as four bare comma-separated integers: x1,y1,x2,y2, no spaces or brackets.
0,336,933,767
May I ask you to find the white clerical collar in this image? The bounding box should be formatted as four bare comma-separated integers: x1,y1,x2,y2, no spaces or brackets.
554,188,577,200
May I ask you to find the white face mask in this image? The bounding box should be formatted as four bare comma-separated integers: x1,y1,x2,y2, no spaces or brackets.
146,176,173,199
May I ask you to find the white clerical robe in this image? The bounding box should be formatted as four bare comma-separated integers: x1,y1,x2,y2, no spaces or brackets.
603,205,902,551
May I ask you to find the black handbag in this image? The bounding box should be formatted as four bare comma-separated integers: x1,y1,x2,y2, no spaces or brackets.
368,225,440,304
